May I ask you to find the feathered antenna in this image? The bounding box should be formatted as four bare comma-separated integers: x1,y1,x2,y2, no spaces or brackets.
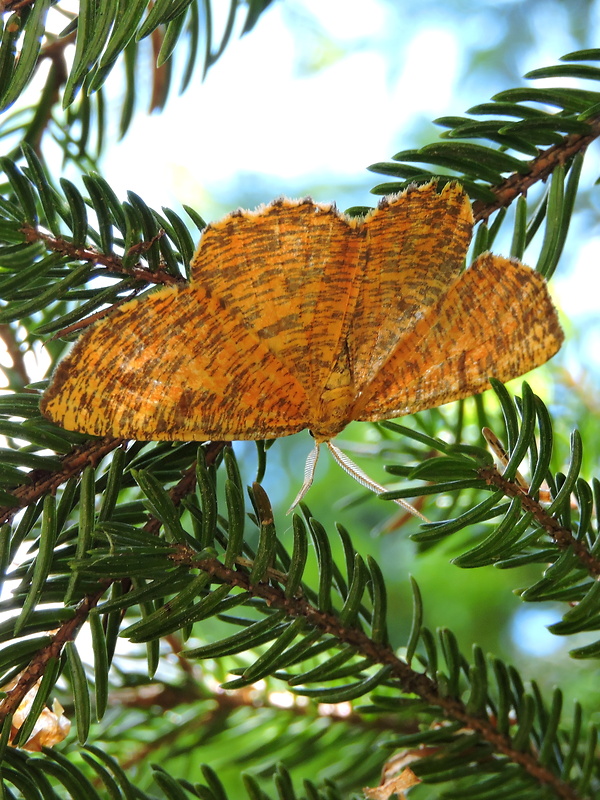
288,439,429,522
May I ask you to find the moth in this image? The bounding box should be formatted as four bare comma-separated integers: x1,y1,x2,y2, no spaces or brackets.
42,182,563,515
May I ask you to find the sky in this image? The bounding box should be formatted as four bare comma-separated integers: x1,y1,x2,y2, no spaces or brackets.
102,0,462,211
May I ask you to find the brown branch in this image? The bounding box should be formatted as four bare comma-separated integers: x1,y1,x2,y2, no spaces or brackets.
149,26,170,113
0,436,125,524
0,591,102,722
472,117,600,222
479,464,600,576
175,551,582,800
20,224,185,287
0,0,36,12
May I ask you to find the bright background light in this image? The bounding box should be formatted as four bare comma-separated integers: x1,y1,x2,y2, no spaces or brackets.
103,1,463,213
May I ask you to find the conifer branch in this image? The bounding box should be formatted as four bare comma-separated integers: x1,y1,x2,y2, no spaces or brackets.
21,225,183,286
181,549,582,800
0,591,102,722
0,443,224,726
0,437,125,524
479,465,600,576
142,441,226,536
473,117,600,221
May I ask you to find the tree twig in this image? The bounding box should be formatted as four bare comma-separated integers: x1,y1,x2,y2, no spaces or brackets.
185,551,582,800
0,592,102,721
20,225,185,286
0,436,125,524
479,464,600,576
473,118,600,222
